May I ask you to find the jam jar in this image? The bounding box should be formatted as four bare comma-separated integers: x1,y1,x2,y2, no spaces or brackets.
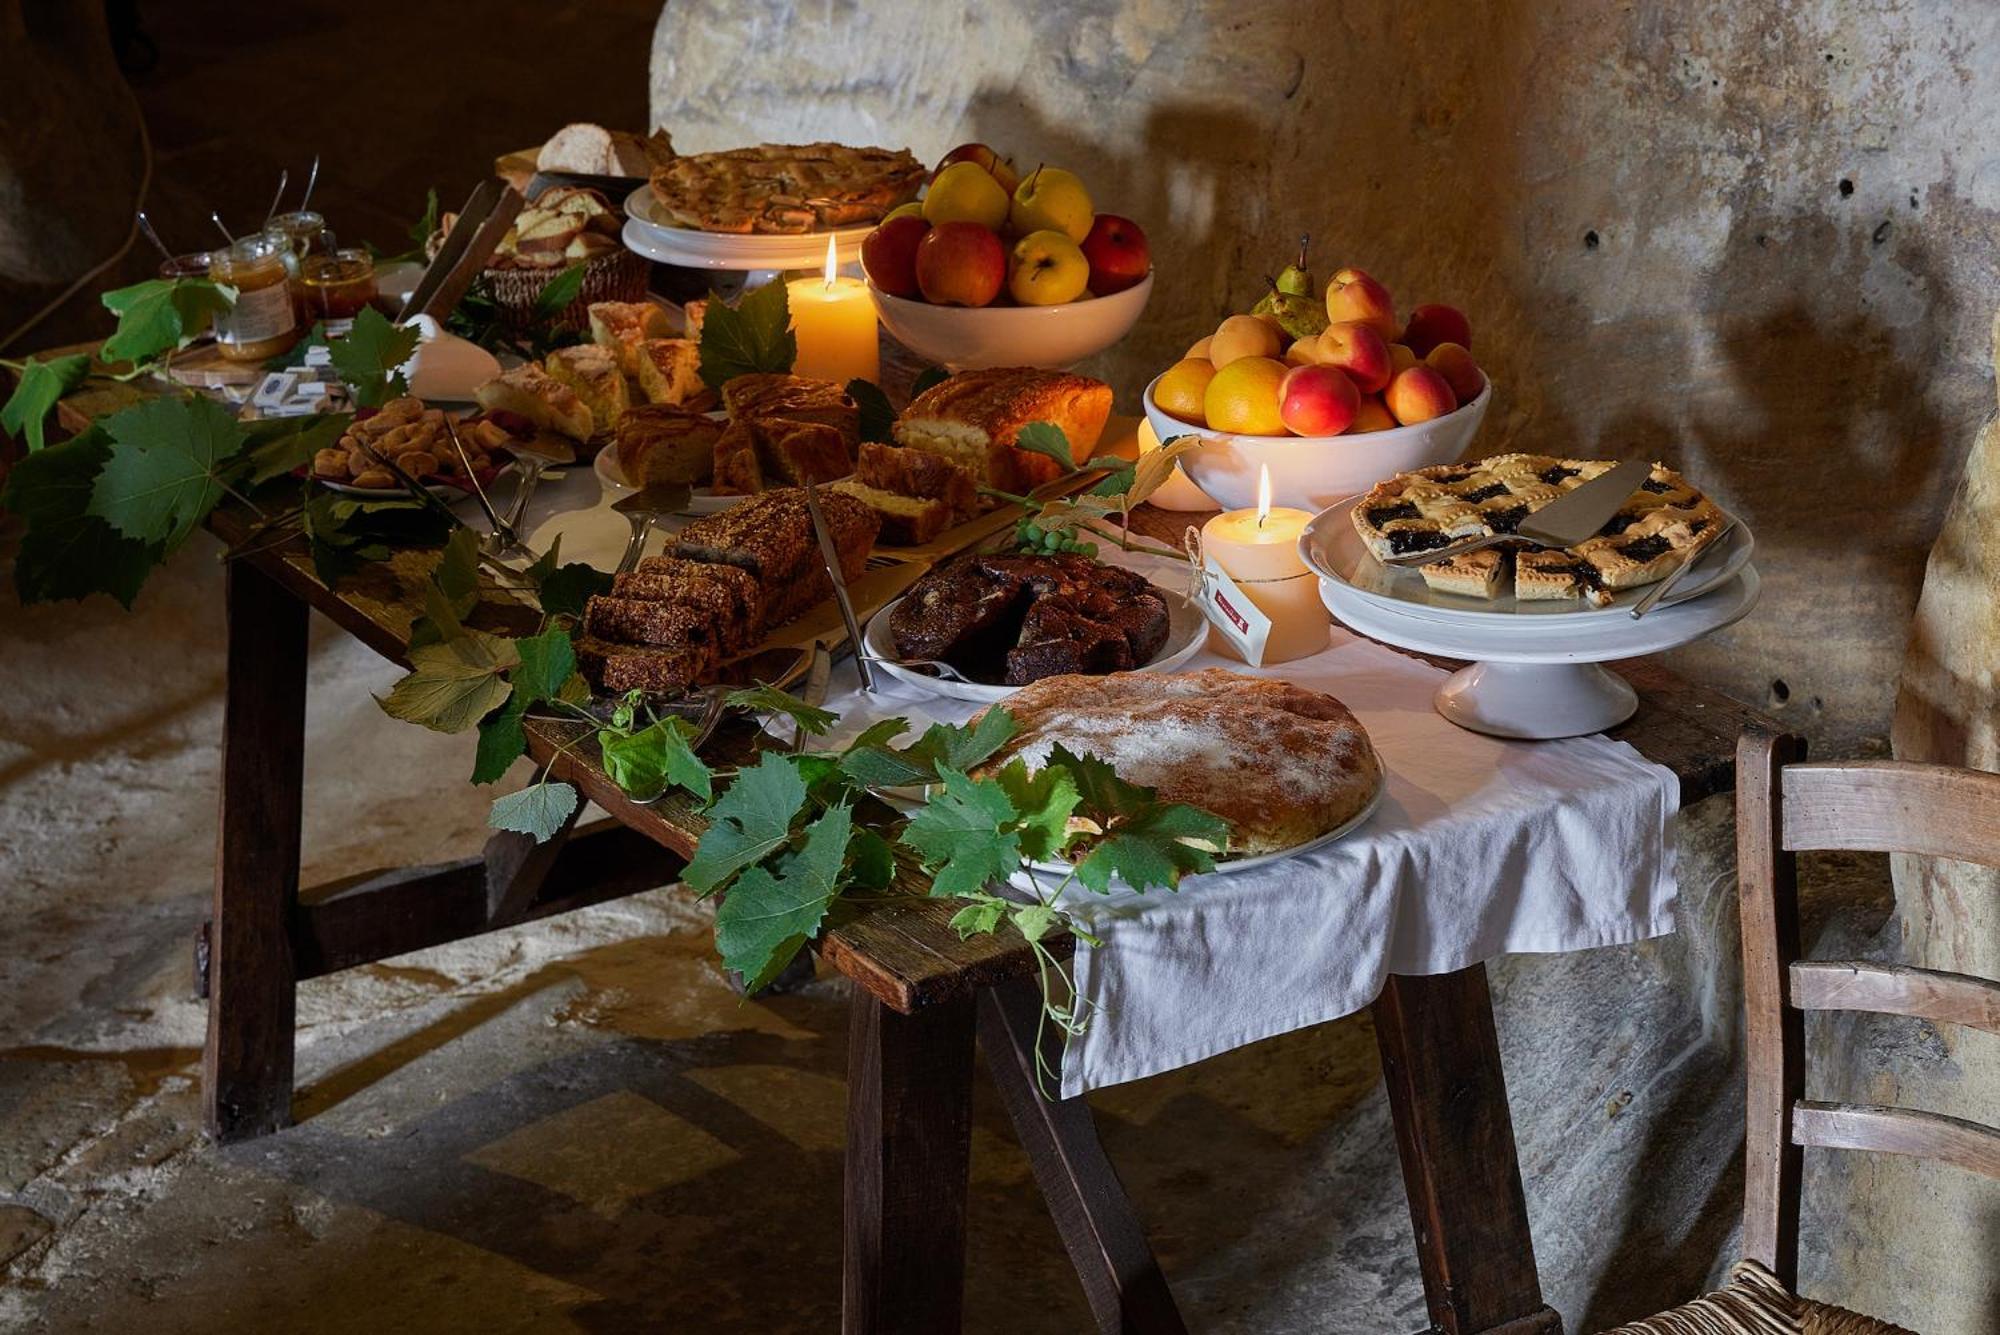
208,234,299,361
294,248,378,331
262,210,331,277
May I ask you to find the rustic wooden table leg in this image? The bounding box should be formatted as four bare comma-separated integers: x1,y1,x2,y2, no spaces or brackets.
845,992,976,1335
201,562,309,1143
1373,965,1563,1335
979,980,1187,1335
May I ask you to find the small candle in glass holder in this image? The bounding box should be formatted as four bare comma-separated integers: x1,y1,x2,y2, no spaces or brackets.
787,236,878,385
1135,419,1216,510
1199,464,1329,664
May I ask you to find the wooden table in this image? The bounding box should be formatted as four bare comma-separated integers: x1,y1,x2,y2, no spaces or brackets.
99,374,1765,1333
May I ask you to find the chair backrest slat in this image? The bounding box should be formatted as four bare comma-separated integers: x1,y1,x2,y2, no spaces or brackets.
1791,1102,2000,1180
1781,761,2000,865
1789,961,2000,1035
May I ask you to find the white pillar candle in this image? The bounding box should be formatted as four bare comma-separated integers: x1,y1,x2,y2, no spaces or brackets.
1199,464,1329,664
788,236,879,385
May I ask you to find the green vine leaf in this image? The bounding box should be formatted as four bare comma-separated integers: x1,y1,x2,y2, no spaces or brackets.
329,306,420,408
683,752,810,894
98,278,234,367
599,715,713,803
900,766,1022,899
531,263,588,322
89,395,249,548
510,625,576,701
713,803,852,994
2,354,90,452
489,779,579,843
2,425,160,606
838,708,1017,788
240,412,349,486
725,684,836,738
845,378,896,443
991,758,1081,863
910,364,950,398
697,280,795,389
1052,744,1229,893
948,897,1009,938
376,630,521,734
537,562,613,619
1013,421,1075,473
471,697,528,784
1122,433,1203,508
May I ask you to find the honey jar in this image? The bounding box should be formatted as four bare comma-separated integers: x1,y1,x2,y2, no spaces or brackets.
208,234,299,361
294,248,378,331
262,210,331,277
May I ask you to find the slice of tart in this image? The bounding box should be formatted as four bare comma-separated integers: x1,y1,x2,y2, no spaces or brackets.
472,363,594,441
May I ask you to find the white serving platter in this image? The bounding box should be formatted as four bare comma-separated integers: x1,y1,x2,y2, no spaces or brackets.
622,185,872,271
861,590,1209,705
1301,495,1754,626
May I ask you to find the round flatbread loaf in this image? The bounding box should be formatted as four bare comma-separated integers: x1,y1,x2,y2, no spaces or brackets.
976,667,1382,857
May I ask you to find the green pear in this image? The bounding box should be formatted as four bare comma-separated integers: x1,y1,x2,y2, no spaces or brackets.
1274,233,1315,298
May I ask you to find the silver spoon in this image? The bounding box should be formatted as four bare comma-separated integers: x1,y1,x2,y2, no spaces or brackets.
135,211,174,262
209,211,234,244
298,155,321,212
859,651,977,683
263,169,289,225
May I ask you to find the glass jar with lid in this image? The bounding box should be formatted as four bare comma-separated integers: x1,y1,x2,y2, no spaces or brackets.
208,234,299,361
294,248,378,330
262,210,331,277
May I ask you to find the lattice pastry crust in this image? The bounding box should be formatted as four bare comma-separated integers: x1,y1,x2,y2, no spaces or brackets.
647,142,925,235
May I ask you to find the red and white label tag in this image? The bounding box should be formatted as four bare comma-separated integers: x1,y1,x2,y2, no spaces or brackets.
1199,554,1273,666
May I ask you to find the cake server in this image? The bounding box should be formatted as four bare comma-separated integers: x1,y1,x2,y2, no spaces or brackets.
610,484,692,574
1383,457,1655,566
1629,515,1738,620
802,479,875,692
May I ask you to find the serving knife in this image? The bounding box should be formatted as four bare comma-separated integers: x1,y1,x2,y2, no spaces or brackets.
488,433,576,558
1629,515,1738,619
1383,457,1656,566
801,479,875,692
610,483,692,574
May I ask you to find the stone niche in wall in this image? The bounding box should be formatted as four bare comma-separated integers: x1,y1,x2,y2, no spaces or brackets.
649,0,2000,758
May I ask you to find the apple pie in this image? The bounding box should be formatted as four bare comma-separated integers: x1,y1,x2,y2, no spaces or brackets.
1350,454,1725,605
647,142,924,235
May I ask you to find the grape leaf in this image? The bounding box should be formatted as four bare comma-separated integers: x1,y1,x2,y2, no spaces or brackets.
949,898,1009,938
1123,433,1203,507
330,306,420,408
431,525,484,619
471,696,528,784
531,263,588,322
2,354,90,452
521,536,563,589
844,718,910,752
598,715,713,802
910,365,950,398
99,279,234,366
991,758,1081,863
1072,801,1226,894
1013,421,1075,474
838,708,1017,789
2,426,160,606
301,490,452,587
682,752,810,894
510,626,575,701
1010,902,1062,943
376,630,521,733
899,766,1022,899
724,684,835,738
489,779,579,843
697,280,795,389
845,378,896,443
240,412,348,485
537,562,613,619
713,803,852,994
846,827,897,890
89,395,249,548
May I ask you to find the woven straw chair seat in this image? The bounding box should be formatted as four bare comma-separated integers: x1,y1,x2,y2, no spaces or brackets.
1602,1260,1917,1333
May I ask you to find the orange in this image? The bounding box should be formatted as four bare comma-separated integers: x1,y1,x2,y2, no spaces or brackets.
1153,358,1217,424
1203,356,1289,435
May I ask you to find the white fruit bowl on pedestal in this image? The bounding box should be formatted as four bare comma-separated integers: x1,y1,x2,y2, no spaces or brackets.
1144,375,1492,512
868,271,1153,370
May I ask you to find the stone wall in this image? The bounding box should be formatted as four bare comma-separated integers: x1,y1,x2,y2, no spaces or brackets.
651,0,2000,752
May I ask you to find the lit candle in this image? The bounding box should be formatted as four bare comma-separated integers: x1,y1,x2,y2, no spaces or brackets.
787,236,879,385
1135,420,1216,511
1199,464,1329,665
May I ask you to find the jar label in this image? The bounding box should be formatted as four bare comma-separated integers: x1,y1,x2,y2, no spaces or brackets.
217,282,295,345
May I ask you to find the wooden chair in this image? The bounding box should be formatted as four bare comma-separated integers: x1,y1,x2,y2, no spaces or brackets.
1605,727,2000,1334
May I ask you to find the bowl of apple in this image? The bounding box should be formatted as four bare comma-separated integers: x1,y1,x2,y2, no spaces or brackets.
1143,256,1492,511
861,143,1153,370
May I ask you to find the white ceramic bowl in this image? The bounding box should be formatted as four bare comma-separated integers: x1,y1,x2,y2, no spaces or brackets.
868,271,1153,370
1144,374,1493,512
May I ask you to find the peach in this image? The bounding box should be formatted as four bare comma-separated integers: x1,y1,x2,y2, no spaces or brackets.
1401,303,1472,357
1351,396,1397,432
1385,365,1458,424
1316,320,1393,395
1425,342,1484,403
1324,267,1397,340
1279,364,1360,436
1210,313,1282,367
1388,343,1419,374
915,221,1006,306
1186,335,1213,360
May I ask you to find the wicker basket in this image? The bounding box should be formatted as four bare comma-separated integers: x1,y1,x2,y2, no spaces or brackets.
482,249,649,335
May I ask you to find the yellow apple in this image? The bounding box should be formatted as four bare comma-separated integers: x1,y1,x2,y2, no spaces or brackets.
1007,229,1090,305
1008,166,1094,243
886,201,924,221
924,161,1011,230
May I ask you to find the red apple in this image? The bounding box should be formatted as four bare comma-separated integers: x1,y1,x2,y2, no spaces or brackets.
1279,364,1360,436
1401,303,1472,357
861,215,930,299
1079,214,1150,295
1316,320,1394,394
934,143,1021,195
914,222,1006,307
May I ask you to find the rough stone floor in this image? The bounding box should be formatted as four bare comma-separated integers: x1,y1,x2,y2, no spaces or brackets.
1,527,1894,1335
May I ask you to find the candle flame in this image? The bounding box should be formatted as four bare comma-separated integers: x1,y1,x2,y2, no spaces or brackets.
823,235,838,290
1256,463,1272,527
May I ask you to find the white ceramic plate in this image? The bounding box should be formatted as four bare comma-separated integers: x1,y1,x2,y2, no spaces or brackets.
862,587,1209,704
317,461,514,503
592,447,743,514
1025,768,1386,882
621,185,873,271
1302,495,1754,626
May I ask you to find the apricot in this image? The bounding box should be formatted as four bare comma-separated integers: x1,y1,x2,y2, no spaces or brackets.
1279,364,1361,436
1385,365,1458,424
1324,268,1397,340
1425,342,1484,403
1186,335,1213,360
1317,321,1393,395
1388,343,1419,374
1209,314,1283,368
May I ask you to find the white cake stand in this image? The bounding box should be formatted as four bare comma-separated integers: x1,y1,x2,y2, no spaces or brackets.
1319,568,1761,739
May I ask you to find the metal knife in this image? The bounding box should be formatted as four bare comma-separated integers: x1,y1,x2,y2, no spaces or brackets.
801,479,875,692
1384,457,1656,565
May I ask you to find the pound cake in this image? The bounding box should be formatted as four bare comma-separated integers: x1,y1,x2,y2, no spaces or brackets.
895,367,1112,493
976,668,1382,857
